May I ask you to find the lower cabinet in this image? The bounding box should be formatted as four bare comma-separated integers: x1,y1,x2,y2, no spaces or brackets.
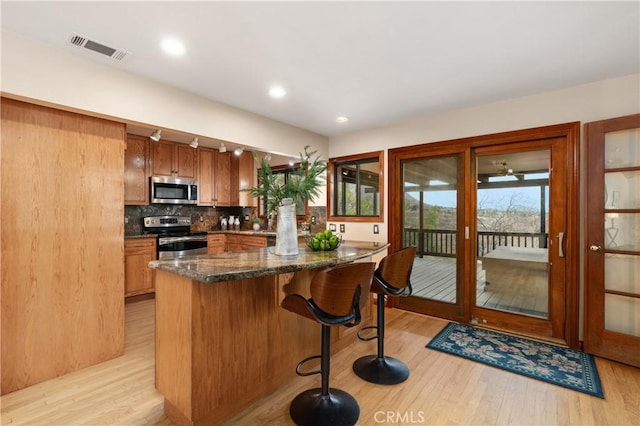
226,234,270,252
207,234,226,254
124,237,157,297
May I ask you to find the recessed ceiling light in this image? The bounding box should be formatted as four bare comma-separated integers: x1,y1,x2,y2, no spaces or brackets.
160,37,186,56
269,86,287,99
335,116,349,123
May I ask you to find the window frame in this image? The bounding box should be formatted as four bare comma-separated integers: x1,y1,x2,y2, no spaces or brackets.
258,162,309,220
327,150,384,223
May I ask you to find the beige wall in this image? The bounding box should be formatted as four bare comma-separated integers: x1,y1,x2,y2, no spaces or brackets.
0,31,328,161
327,73,640,243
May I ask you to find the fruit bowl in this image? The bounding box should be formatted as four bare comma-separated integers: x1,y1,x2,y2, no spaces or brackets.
306,231,342,251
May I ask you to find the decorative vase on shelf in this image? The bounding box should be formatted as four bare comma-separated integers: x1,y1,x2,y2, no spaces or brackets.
252,222,261,231
275,198,298,255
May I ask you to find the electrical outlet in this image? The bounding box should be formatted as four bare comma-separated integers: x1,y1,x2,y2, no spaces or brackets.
373,224,379,234
244,214,250,221
329,224,336,232
340,224,345,233
310,216,316,225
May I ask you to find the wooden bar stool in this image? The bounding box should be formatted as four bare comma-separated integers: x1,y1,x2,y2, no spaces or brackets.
281,262,376,426
353,246,416,385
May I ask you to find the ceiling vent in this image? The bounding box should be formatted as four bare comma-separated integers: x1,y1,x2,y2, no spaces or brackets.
68,33,130,61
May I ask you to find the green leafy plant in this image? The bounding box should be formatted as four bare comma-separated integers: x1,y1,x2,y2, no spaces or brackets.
245,145,327,217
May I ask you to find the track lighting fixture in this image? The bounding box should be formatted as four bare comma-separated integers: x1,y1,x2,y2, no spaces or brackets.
234,147,244,156
189,137,199,148
264,153,272,161
149,129,162,142
219,143,227,153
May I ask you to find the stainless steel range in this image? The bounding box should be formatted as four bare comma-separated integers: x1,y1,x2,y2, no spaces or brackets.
143,216,208,259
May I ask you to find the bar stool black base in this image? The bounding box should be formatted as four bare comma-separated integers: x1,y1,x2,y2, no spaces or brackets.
289,387,359,426
352,355,410,385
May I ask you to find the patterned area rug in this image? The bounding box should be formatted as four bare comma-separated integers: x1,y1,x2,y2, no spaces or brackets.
426,322,604,398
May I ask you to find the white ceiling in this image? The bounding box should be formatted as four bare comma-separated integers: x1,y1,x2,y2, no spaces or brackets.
1,1,639,138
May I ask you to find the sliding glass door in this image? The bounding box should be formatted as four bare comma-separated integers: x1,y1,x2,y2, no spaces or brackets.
389,123,579,346
397,151,466,320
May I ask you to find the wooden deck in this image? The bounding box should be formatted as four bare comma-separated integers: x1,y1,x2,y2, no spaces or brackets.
410,255,548,317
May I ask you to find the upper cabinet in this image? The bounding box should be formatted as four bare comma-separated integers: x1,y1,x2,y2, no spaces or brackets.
238,151,257,207
214,150,239,206
199,148,256,207
127,136,254,207
124,134,149,205
150,140,197,179
197,147,215,206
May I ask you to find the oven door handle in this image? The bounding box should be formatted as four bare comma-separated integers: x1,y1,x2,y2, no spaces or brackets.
159,235,208,245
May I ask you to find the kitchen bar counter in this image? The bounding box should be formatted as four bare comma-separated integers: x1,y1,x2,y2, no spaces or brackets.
148,242,387,283
151,241,388,425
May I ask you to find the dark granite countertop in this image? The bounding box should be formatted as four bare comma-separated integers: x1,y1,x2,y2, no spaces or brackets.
125,234,157,240
207,230,309,237
148,241,389,284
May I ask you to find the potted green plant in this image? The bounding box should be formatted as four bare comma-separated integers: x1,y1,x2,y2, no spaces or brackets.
245,145,327,255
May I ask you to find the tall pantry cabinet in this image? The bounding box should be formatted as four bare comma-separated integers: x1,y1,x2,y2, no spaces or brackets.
1,98,125,394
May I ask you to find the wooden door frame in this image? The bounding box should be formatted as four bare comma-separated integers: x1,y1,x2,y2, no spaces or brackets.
388,121,580,348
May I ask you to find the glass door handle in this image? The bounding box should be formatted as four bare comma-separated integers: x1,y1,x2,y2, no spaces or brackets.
589,244,602,252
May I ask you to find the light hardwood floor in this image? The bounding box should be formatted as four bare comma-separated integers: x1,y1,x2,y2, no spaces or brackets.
2,298,640,425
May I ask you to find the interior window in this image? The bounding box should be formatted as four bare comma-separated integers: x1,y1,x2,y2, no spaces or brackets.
327,151,384,222
261,163,307,218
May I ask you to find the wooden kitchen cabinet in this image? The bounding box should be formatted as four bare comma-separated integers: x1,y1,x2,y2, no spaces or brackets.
225,234,270,252
214,150,239,206
207,234,226,254
150,140,197,179
198,148,252,207
125,237,157,297
238,150,257,207
198,147,215,206
124,134,149,205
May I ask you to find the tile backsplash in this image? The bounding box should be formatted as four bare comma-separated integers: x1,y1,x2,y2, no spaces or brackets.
125,205,327,235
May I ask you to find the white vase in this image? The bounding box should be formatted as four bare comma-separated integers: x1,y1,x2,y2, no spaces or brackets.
274,198,298,255
253,223,260,231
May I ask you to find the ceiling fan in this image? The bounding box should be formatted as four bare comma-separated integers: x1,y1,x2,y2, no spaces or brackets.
495,160,525,177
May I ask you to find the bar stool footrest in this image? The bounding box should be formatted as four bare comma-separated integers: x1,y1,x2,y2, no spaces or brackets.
352,355,410,385
356,325,378,341
290,387,359,426
295,354,322,377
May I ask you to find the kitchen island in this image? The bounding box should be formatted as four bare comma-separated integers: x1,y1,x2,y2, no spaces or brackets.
148,241,388,425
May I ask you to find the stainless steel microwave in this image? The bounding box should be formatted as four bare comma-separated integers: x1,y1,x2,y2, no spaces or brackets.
150,176,198,205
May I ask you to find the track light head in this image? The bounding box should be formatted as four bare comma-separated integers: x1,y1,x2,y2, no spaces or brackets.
234,147,244,156
149,129,162,142
189,137,199,148
219,143,227,153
